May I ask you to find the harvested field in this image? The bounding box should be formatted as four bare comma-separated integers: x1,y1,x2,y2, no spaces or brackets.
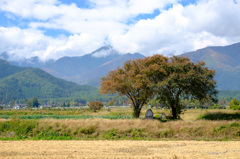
0,140,240,159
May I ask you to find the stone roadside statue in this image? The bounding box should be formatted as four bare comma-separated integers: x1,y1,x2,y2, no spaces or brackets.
145,109,154,119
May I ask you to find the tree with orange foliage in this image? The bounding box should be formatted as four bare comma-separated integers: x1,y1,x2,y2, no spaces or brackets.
100,59,153,118
87,101,104,112
100,55,218,119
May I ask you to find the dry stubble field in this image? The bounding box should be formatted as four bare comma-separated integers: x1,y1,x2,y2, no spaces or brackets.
0,140,240,159
0,109,240,158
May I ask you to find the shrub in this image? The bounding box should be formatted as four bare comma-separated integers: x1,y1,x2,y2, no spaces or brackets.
229,98,240,110
209,104,226,109
87,101,104,112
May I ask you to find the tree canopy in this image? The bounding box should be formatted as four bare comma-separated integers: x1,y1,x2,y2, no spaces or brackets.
146,55,218,119
87,101,104,112
27,97,40,108
100,59,154,118
100,55,218,119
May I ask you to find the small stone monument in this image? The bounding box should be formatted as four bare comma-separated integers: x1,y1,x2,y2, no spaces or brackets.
145,109,153,119
160,113,167,119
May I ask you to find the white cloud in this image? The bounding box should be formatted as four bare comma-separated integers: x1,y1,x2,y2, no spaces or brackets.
0,0,60,20
128,0,178,14
0,27,104,61
110,0,240,56
0,0,240,60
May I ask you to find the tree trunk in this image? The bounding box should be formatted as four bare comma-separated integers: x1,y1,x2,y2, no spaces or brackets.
133,105,141,118
171,106,177,119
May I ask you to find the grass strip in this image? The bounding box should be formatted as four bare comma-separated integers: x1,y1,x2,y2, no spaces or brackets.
0,115,134,120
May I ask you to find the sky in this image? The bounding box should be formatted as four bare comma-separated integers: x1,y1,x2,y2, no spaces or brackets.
0,0,240,61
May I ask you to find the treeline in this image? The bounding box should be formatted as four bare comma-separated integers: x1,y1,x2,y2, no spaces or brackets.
37,94,127,106
2,94,128,108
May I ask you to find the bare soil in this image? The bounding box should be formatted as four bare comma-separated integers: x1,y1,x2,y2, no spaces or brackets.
0,140,240,159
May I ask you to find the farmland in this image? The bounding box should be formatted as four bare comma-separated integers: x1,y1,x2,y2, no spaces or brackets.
0,107,239,120
0,140,240,158
0,108,239,158
0,108,239,141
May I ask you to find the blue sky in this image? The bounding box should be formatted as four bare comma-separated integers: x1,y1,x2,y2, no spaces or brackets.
0,0,240,61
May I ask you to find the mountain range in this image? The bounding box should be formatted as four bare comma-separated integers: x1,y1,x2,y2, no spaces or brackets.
0,59,97,102
1,46,145,87
1,42,240,91
181,42,240,90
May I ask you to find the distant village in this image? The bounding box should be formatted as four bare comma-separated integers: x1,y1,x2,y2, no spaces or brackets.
0,101,87,110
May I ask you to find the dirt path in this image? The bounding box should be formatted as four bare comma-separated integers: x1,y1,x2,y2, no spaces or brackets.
0,140,240,159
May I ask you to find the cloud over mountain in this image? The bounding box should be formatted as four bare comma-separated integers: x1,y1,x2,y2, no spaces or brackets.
0,0,240,61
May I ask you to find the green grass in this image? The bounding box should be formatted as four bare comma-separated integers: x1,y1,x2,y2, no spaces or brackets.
0,119,239,141
0,115,134,120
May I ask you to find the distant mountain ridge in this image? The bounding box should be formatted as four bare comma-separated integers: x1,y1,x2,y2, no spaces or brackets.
1,46,145,87
2,43,240,90
0,59,26,79
181,42,240,90
76,52,145,86
42,46,145,86
182,42,240,69
43,46,122,80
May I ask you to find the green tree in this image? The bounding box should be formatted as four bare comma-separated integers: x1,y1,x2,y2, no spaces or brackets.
66,102,70,107
229,98,240,110
146,55,218,119
100,59,154,118
32,97,40,108
27,97,40,108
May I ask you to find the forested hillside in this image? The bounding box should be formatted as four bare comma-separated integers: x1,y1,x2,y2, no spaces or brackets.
0,68,97,100
0,59,100,102
0,59,26,79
